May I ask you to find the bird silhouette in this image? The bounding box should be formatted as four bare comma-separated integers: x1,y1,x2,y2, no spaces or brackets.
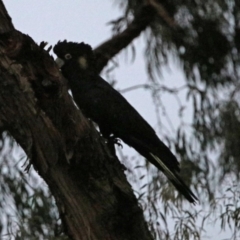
53,41,198,203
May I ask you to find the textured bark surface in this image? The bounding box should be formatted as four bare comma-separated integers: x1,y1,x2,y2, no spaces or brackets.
0,1,154,240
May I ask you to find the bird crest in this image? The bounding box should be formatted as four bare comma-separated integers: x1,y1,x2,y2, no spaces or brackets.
53,40,95,70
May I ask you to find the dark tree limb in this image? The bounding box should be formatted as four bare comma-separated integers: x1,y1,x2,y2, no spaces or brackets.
147,0,177,28
93,0,177,74
94,5,156,74
0,1,153,240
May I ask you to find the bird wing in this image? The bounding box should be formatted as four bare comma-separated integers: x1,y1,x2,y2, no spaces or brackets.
73,76,180,171
77,76,158,142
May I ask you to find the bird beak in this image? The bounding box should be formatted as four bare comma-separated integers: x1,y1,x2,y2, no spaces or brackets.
55,57,65,68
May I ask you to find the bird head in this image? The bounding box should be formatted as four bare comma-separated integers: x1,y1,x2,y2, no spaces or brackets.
53,40,95,76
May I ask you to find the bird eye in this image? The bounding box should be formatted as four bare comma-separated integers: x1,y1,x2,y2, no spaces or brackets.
64,53,72,60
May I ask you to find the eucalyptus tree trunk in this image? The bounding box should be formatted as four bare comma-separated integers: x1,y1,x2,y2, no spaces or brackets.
0,1,154,239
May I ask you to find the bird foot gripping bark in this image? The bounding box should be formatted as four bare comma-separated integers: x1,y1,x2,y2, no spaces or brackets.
108,135,123,148
104,135,123,157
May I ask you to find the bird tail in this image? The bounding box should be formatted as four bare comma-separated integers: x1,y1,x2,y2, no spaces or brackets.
150,153,198,203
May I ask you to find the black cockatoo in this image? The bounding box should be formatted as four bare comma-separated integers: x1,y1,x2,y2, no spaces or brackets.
53,41,198,203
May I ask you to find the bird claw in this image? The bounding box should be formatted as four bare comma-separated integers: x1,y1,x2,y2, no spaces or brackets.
39,41,52,52
112,138,123,148
107,135,123,148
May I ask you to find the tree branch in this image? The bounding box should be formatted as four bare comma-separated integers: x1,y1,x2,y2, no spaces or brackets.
147,0,177,28
94,5,156,74
93,1,177,74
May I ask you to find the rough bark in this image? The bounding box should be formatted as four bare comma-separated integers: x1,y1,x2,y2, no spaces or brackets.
0,1,154,240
